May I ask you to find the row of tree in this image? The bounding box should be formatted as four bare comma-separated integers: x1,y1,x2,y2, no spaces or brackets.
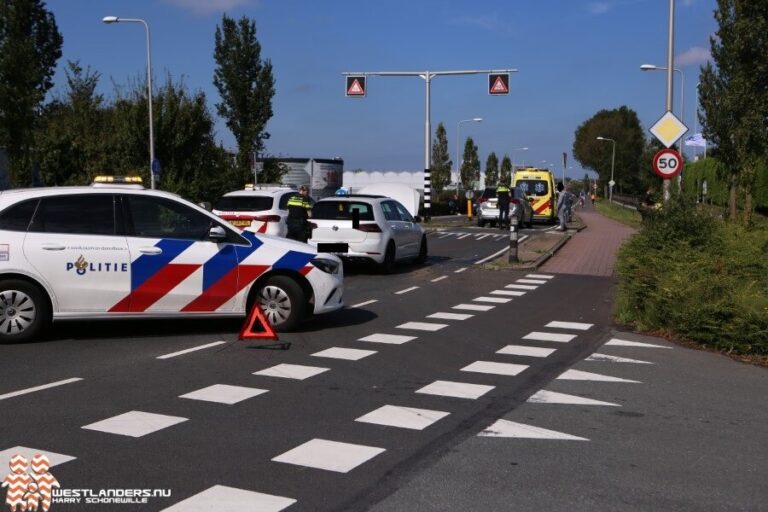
0,1,278,202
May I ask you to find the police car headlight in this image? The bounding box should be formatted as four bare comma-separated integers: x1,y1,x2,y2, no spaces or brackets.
311,258,340,274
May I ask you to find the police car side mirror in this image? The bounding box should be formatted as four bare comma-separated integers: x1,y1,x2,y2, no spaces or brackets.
208,225,227,240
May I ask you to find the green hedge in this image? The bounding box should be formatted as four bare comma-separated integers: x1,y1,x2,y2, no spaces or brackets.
683,158,768,212
615,198,768,354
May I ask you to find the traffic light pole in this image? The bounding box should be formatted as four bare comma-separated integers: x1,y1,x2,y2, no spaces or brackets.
342,69,517,221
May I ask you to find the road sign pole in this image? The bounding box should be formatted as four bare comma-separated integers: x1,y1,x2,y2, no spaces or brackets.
424,72,432,222
664,0,676,205
508,217,518,263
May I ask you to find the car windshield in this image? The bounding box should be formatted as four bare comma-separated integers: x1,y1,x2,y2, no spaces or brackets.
213,196,274,212
517,180,549,196
312,201,375,221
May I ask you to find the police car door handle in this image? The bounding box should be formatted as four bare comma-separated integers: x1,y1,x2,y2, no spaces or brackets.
139,247,163,255
41,243,65,251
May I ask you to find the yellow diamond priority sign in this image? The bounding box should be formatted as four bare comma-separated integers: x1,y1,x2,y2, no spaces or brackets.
650,111,688,148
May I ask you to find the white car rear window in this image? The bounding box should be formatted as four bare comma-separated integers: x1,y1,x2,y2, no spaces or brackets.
313,201,375,221
214,196,274,211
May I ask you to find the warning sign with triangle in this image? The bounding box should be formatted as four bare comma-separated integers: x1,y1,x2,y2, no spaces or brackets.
239,303,278,340
488,73,510,95
346,76,366,97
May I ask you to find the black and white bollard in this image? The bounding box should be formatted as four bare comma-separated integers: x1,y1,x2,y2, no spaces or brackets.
508,217,519,263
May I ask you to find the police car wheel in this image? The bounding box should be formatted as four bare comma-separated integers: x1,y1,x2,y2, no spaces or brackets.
255,276,306,332
380,242,396,274
415,236,428,264
0,280,50,343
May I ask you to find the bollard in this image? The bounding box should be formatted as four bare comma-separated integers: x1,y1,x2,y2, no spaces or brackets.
508,217,518,263
467,199,473,220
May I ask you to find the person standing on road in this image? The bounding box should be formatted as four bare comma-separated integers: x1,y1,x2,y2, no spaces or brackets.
496,181,511,229
286,185,312,243
556,182,573,231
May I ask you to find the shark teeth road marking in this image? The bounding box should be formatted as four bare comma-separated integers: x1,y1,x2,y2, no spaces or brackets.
0,447,75,468
452,303,495,311
416,380,495,399
478,419,588,440
523,331,577,343
272,439,385,473
473,296,512,304
82,411,188,438
312,347,377,360
545,321,594,330
491,290,525,296
397,321,448,332
461,361,528,376
526,274,554,279
505,284,537,290
496,345,556,357
355,405,450,430
359,333,416,345
527,390,620,406
517,279,547,284
427,312,474,320
586,353,653,364
253,364,329,380
179,384,268,405
557,369,641,383
160,485,296,512
605,338,672,348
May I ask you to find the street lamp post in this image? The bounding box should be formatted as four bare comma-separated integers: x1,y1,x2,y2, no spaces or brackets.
640,64,685,131
103,16,156,190
596,137,616,202
510,147,528,174
456,118,482,190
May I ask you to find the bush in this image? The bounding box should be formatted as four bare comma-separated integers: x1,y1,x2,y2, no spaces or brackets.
616,199,768,355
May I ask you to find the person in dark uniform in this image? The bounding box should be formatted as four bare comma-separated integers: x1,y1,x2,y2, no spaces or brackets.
286,185,312,242
496,181,511,229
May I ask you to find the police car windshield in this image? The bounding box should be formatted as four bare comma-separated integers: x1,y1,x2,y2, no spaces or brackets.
214,196,274,212
517,180,549,196
312,201,375,221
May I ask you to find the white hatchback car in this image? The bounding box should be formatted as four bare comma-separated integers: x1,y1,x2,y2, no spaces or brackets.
0,185,343,343
212,187,310,237
308,195,427,272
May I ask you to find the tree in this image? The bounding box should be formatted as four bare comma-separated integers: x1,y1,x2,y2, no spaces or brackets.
430,122,452,195
0,0,63,186
500,155,512,185
485,152,499,187
699,0,768,224
460,137,480,190
572,106,646,195
213,15,275,185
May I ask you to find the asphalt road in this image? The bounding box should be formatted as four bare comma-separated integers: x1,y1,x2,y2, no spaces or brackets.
1,225,765,512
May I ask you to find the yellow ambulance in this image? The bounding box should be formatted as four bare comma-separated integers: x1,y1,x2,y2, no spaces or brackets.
513,168,557,223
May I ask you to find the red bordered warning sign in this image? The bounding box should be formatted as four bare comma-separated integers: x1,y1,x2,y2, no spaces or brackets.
488,73,509,95
239,303,278,340
346,76,366,97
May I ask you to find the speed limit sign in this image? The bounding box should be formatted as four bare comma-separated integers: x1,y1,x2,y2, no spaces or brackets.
652,148,683,179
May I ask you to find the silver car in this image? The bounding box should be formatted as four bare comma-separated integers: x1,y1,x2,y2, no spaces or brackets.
308,195,427,273
477,187,534,228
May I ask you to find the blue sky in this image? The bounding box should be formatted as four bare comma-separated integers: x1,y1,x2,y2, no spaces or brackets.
47,0,717,180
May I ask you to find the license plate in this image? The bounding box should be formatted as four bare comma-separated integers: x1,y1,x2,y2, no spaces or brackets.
318,243,348,253
230,219,252,227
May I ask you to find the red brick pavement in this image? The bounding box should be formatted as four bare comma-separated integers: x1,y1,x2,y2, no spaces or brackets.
540,208,637,276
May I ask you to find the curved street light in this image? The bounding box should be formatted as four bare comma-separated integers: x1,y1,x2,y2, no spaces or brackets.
103,16,156,189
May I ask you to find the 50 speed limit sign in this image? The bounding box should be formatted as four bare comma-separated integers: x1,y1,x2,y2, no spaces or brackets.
652,148,683,179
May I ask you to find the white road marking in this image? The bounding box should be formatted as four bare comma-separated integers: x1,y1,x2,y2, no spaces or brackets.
82,411,188,438
431,275,449,282
0,377,83,401
0,447,75,468
457,233,472,239
416,380,495,399
156,341,227,360
427,312,474,320
461,361,528,376
179,384,268,405
476,234,491,240
505,284,537,290
455,267,468,273
272,439,385,473
491,290,525,296
355,405,449,430
545,321,594,330
557,369,641,383
473,296,512,304
160,485,296,512
453,303,495,311
253,364,329,380
312,347,377,360
397,321,448,332
478,419,588,440
359,333,416,345
527,390,619,406
586,353,653,364
523,331,577,343
605,338,672,348
473,235,530,265
437,232,453,238
526,274,554,279
497,345,556,357
517,279,547,284
395,286,419,295
350,299,378,308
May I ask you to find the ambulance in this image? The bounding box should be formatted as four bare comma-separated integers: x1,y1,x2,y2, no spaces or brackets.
513,168,557,223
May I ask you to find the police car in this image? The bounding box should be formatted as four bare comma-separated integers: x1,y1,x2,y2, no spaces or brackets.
0,179,344,343
212,185,311,237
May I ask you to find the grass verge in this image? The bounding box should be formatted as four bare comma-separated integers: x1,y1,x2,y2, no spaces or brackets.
595,200,643,229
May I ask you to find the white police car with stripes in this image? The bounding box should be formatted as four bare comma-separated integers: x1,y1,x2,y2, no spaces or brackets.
0,180,344,343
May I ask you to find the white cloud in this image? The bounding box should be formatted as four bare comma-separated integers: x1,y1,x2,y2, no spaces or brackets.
451,13,513,36
588,2,613,14
676,46,711,66
163,0,257,16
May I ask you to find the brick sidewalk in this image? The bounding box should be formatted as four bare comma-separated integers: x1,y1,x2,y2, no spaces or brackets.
540,208,637,276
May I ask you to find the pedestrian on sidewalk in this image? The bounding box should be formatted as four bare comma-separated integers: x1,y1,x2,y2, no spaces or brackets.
556,181,573,231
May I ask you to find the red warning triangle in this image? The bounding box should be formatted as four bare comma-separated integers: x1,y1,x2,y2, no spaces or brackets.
347,79,365,95
491,76,509,94
239,303,278,340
